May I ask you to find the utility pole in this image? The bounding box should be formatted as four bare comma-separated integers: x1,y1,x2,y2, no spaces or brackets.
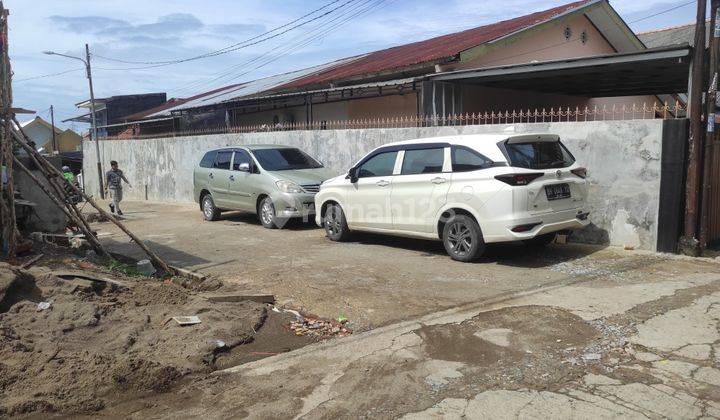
44,45,104,198
681,0,708,256
50,105,57,153
701,0,720,248
85,44,103,199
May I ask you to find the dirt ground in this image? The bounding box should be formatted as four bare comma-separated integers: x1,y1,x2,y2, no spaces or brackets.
91,200,704,332
5,199,720,417
0,243,337,417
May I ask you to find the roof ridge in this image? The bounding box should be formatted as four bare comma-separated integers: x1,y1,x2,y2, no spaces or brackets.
638,20,708,35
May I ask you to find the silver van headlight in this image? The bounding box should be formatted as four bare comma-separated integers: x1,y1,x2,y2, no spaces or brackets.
276,180,304,193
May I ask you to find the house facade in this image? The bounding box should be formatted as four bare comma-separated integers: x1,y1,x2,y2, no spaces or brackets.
19,116,82,154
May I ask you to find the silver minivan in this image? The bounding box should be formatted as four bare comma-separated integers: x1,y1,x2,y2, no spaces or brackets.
193,145,333,228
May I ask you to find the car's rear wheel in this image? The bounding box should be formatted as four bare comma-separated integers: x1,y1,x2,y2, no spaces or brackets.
324,203,351,241
523,232,556,247
442,215,485,262
259,197,281,229
202,194,220,221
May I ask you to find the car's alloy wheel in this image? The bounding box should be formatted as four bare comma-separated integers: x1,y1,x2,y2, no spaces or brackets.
324,203,350,241
259,197,278,229
202,195,220,221
442,215,485,262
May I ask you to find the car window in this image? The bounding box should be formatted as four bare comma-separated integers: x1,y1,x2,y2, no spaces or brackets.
452,147,492,172
358,151,398,178
401,148,444,175
199,151,216,168
252,148,323,171
214,151,232,170
505,141,575,169
232,150,251,171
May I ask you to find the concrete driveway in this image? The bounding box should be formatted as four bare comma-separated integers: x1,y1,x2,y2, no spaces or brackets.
93,201,714,331
89,201,720,418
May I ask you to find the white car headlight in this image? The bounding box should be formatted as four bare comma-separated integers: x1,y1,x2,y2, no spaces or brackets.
276,180,304,193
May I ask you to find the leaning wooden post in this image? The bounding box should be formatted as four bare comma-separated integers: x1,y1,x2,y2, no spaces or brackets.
10,122,173,275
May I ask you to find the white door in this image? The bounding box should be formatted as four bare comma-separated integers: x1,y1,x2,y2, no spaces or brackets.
390,147,450,233
345,150,399,229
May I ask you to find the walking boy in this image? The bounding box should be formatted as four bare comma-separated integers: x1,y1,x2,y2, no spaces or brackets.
105,160,131,215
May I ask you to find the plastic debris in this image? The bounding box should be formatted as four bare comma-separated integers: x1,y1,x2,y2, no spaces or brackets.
172,316,201,326
337,315,348,324
207,339,226,349
289,315,352,338
582,352,602,361
37,301,52,311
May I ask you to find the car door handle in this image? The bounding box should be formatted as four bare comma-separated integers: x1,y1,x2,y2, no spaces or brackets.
376,180,390,187
431,177,447,184
229,175,235,181
209,173,214,179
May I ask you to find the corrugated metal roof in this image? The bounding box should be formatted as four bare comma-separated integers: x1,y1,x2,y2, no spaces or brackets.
140,0,596,119
145,56,362,118
276,0,596,91
638,22,708,49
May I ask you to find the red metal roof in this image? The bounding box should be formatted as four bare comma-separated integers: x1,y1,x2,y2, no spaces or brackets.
277,0,595,91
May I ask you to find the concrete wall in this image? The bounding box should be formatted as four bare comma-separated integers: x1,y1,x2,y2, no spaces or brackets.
84,119,665,250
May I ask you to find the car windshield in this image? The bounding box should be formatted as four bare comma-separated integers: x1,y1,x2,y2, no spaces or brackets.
505,141,575,169
252,148,323,171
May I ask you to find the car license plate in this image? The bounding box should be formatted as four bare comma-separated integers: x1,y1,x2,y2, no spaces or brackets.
545,183,571,201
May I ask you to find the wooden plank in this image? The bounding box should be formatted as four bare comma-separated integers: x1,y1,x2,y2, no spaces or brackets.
205,294,276,304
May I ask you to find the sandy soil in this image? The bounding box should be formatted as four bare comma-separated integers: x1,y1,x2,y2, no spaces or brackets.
0,246,328,417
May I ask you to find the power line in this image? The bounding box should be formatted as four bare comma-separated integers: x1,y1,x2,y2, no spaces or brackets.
628,0,695,24
171,0,391,96
14,68,84,83
92,0,359,70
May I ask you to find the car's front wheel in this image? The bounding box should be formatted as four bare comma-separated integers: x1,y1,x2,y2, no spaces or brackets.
259,197,281,229
323,203,351,241
202,194,221,221
442,215,485,262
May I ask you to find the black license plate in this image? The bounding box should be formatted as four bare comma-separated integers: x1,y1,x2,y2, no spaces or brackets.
545,183,571,201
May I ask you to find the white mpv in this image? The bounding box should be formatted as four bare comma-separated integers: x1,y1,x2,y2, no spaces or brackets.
314,134,590,262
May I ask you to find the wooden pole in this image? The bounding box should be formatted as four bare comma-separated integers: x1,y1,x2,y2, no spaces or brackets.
8,120,173,275
0,4,16,260
681,0,708,255
50,105,57,153
701,1,720,249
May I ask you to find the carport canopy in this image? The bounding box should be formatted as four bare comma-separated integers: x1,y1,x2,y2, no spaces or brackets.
429,45,691,97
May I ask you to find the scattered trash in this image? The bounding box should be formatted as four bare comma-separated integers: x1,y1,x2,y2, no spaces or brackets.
136,259,156,276
271,306,281,313
582,352,601,361
172,316,201,326
289,314,352,339
37,301,52,311
284,309,305,322
207,339,226,349
337,315,348,324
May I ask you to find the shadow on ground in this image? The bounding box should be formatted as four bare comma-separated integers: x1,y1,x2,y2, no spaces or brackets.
348,231,608,268
218,211,318,231
101,239,212,268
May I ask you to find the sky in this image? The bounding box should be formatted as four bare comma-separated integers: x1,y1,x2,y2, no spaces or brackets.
7,0,705,130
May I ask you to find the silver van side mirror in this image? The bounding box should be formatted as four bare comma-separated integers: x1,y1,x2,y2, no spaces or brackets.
238,162,251,172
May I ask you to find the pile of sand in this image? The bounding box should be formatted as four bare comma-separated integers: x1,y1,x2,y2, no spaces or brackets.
0,262,266,416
